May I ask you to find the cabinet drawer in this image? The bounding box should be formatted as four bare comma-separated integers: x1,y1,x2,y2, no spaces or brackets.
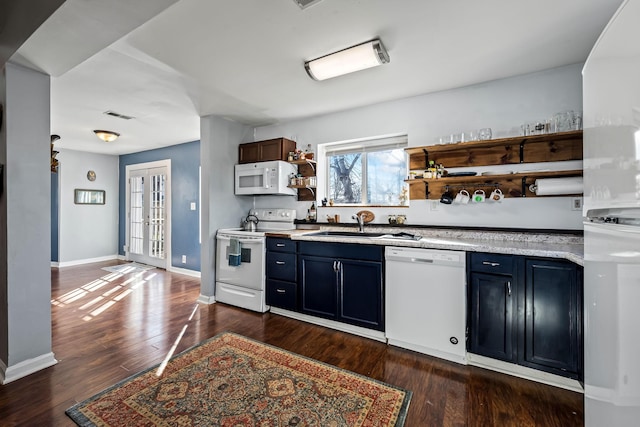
469,252,514,275
267,280,297,311
266,252,296,282
267,238,296,253
298,241,383,262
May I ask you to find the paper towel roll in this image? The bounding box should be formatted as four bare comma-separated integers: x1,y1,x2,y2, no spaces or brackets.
533,177,583,196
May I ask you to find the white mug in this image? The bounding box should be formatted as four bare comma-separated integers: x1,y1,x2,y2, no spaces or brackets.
454,189,470,204
472,190,486,203
490,188,504,202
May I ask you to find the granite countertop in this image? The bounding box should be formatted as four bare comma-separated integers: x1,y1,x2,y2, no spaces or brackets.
266,226,584,266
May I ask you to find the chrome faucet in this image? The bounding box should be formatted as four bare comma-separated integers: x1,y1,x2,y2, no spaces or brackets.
352,213,365,233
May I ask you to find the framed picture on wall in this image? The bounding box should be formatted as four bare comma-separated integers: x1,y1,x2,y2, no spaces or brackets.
74,189,105,205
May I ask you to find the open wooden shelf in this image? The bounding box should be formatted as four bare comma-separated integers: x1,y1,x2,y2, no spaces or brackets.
406,130,583,170
288,159,316,202
407,170,583,200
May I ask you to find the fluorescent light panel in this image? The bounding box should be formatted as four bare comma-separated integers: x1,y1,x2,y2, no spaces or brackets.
305,39,390,81
294,0,324,9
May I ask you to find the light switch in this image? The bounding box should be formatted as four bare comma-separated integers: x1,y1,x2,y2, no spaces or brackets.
190,202,196,210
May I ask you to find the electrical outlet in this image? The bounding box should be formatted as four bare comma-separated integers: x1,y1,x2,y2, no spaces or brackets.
571,197,582,211
181,255,187,263
430,200,439,211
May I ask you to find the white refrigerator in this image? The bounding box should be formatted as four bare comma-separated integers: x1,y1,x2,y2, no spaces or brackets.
582,0,640,425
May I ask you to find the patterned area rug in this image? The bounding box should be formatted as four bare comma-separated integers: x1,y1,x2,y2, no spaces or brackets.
66,332,411,426
101,263,155,275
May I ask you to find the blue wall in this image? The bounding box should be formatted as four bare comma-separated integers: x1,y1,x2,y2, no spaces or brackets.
119,141,201,272
51,171,59,262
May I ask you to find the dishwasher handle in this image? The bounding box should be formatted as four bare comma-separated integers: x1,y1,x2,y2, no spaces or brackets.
410,257,434,263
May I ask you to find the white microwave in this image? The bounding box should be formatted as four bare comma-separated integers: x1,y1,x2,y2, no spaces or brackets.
234,161,297,196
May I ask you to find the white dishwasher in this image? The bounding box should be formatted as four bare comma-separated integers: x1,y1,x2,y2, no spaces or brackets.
385,246,467,364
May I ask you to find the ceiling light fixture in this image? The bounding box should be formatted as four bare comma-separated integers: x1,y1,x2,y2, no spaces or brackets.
305,39,390,81
293,0,324,9
93,130,120,143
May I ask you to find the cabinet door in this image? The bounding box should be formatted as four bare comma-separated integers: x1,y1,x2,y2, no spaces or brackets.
259,139,286,161
238,142,261,163
339,259,384,331
522,259,581,378
469,272,516,362
299,255,338,320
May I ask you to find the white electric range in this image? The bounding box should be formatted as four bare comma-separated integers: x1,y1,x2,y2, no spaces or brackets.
215,208,296,312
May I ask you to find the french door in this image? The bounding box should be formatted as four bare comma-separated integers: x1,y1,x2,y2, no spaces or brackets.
126,161,171,269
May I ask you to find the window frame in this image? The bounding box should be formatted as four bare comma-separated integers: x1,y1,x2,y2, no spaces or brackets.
321,135,408,207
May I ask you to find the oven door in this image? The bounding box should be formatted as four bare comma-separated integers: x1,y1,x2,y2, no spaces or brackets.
215,233,265,290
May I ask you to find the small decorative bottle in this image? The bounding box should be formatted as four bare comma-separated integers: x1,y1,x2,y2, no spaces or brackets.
309,202,317,222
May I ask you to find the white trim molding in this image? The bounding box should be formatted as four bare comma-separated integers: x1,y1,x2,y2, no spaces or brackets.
0,352,58,384
466,352,583,392
170,266,201,278
197,294,216,304
270,308,386,343
57,254,119,268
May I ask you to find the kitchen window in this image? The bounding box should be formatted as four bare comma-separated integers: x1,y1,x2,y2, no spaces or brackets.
323,135,408,206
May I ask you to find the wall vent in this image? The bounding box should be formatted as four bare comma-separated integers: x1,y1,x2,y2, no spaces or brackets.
103,110,135,120
293,0,324,9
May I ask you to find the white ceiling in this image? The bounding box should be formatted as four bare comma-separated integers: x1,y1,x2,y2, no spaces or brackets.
11,0,623,155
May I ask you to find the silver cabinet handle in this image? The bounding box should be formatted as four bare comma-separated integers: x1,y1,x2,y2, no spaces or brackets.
483,261,500,267
507,281,512,296
275,261,285,265
276,289,286,293
276,243,286,247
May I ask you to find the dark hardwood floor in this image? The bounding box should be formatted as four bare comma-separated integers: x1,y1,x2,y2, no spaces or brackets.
0,261,583,426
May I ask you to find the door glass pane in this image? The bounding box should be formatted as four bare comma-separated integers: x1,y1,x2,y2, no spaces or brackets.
149,173,165,259
130,176,144,255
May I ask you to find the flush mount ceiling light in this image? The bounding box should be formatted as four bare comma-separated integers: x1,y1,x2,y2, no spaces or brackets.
93,130,120,143
293,0,324,9
305,39,390,81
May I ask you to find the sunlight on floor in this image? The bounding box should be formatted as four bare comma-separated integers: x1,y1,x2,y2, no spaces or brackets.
51,269,156,321
156,304,200,377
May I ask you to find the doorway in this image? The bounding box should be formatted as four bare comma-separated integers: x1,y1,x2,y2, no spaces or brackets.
125,160,171,269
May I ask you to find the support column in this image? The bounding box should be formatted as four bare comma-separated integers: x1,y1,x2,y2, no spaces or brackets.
0,63,57,384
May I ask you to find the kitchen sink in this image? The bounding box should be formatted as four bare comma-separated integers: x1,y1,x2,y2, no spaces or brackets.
306,231,422,241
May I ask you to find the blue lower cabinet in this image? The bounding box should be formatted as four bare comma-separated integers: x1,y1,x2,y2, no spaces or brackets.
266,237,298,311
266,279,297,311
299,255,338,319
521,258,582,379
298,242,384,332
468,252,583,380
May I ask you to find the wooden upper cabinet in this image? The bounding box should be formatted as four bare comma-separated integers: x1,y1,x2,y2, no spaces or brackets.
239,138,297,163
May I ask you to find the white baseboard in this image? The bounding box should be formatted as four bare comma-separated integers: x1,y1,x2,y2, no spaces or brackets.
51,261,59,268
57,254,119,268
169,266,201,278
467,353,584,392
387,338,467,365
0,352,58,385
270,308,386,343
197,294,215,304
